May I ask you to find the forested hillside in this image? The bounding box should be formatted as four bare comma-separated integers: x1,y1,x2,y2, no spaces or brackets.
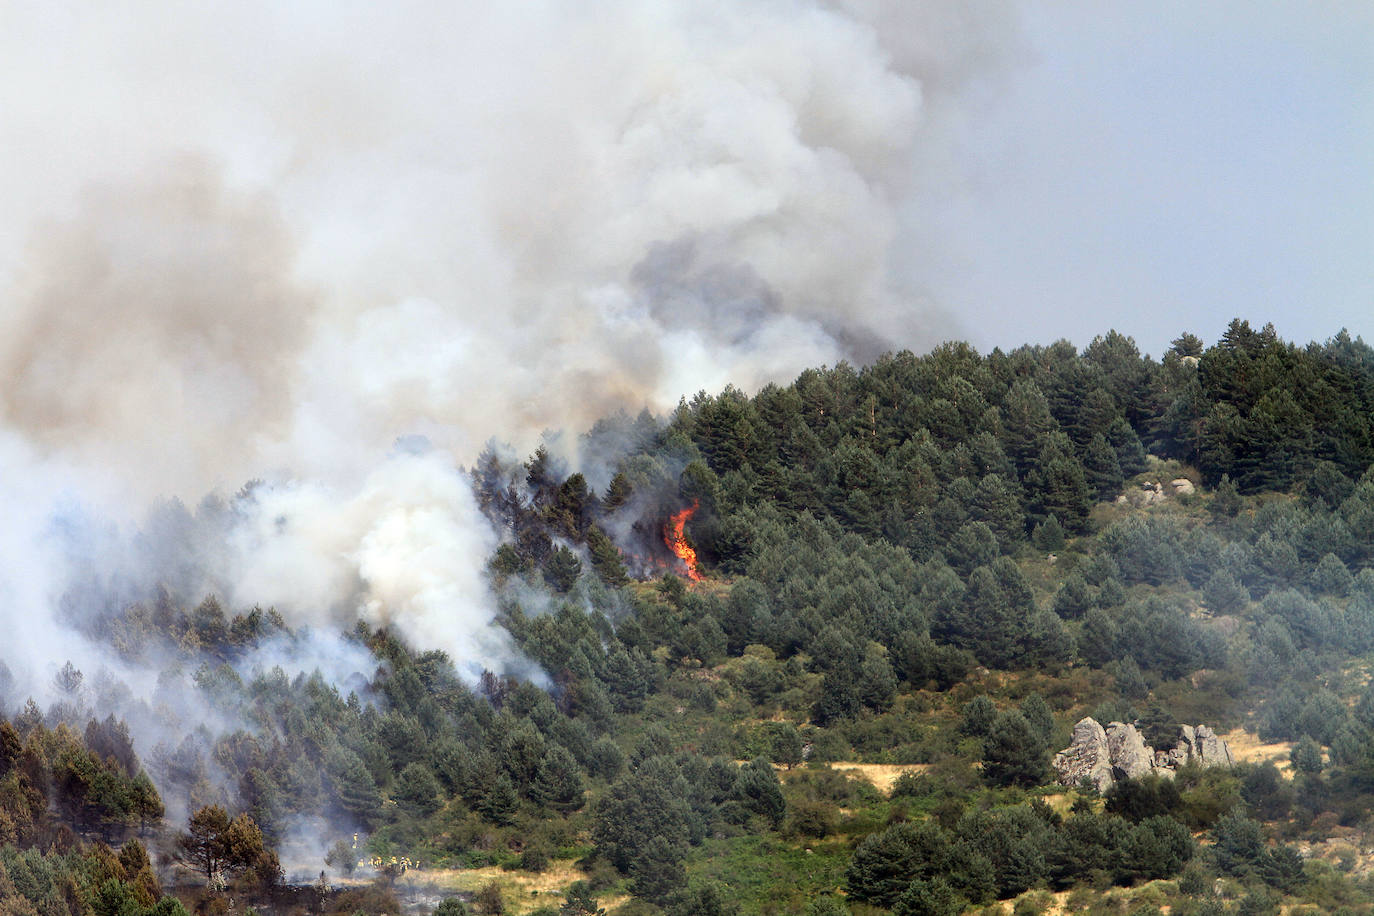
5,320,1374,916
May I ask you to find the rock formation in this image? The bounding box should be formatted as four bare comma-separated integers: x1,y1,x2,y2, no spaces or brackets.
1104,722,1154,782
1051,718,1113,793
1052,717,1234,792
1114,477,1198,506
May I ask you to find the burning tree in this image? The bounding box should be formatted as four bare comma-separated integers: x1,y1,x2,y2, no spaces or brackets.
663,500,702,581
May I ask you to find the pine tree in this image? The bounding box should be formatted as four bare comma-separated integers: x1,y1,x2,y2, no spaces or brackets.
586,526,629,587
893,877,962,916
1032,514,1067,552
959,696,998,738
1000,380,1058,475
1083,432,1125,501
1019,694,1055,751
845,821,948,907
1050,572,1091,619
1290,736,1323,775
982,711,1047,787
532,746,585,812
394,762,442,818
560,881,606,916
129,771,164,836
1203,570,1249,614
971,474,1025,548
591,757,694,874
632,835,687,904
179,805,230,882
733,758,785,827
478,773,519,825
1029,454,1093,533
325,747,382,826
544,545,583,593
1107,417,1149,477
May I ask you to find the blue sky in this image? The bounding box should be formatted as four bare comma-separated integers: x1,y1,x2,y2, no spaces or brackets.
906,1,1374,356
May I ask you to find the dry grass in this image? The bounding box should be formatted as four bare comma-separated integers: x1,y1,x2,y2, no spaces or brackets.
1045,889,1074,915
1038,793,1076,817
390,862,585,915
1299,836,1374,878
1222,728,1294,775
825,762,930,795
763,760,930,795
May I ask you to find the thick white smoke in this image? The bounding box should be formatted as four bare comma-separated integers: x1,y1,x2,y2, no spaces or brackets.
0,2,1011,685
228,448,514,679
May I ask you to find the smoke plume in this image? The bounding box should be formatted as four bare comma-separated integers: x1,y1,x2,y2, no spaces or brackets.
0,2,1014,694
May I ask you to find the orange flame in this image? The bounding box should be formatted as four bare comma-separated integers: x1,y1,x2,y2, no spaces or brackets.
664,500,702,581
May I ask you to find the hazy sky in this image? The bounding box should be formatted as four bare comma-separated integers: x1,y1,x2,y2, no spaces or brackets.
909,1,1374,356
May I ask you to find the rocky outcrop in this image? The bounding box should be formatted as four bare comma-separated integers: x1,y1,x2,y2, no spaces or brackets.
1051,718,1113,793
1052,717,1234,792
1150,723,1234,770
1104,722,1154,781
1191,724,1235,767
1114,478,1197,506
1116,482,1168,507
1153,726,1193,770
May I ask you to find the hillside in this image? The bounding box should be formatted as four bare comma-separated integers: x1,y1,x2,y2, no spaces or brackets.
4,321,1374,916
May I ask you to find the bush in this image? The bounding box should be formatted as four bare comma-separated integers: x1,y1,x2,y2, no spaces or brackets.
519,845,549,872
1011,890,1054,916
894,877,962,916
476,880,504,915
806,896,849,916
785,800,838,838
325,839,356,877
1177,862,1212,896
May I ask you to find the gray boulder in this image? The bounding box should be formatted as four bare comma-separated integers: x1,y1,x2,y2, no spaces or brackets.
1051,717,1113,793
1154,725,1194,769
1105,722,1154,781
1193,725,1235,767
1155,724,1236,770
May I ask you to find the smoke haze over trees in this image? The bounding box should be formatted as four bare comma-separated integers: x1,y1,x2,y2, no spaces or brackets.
0,0,1018,728
0,0,1368,735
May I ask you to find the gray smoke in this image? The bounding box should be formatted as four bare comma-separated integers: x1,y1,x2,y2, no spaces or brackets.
0,158,313,497
0,1,1014,696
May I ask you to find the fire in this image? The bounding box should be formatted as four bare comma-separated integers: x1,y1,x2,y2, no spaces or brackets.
664,500,702,581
